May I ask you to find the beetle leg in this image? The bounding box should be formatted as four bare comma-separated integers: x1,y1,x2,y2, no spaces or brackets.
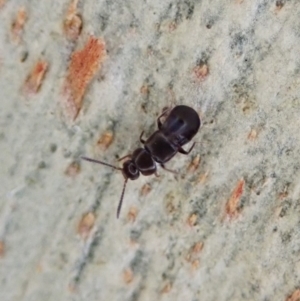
178,142,196,155
155,171,160,177
161,106,170,113
157,114,164,129
157,108,171,129
140,131,146,144
161,164,178,174
118,154,132,161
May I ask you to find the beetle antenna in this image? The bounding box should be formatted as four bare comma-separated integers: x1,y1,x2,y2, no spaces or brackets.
81,156,122,171
116,178,128,219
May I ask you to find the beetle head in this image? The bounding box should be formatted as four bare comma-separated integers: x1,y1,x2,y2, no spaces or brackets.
122,160,140,180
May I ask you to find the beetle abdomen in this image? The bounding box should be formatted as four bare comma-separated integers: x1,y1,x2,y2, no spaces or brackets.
161,105,200,145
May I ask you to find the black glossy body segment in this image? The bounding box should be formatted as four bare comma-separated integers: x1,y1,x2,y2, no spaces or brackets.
144,131,177,163
145,105,201,163
132,148,156,176
160,105,201,145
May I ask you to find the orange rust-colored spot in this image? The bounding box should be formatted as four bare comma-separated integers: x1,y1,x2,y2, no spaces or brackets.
278,185,289,200
97,131,114,149
0,0,6,9
168,21,177,32
0,241,5,257
193,63,209,81
286,289,300,301
23,60,48,95
161,282,172,294
247,128,258,141
197,171,209,184
77,212,96,239
127,207,138,223
63,0,82,40
65,161,81,177
191,259,200,270
192,241,204,254
225,178,245,218
185,250,194,262
140,84,150,96
187,213,198,226
187,154,201,173
185,241,204,263
123,268,134,284
64,36,106,119
11,7,27,43
140,183,152,196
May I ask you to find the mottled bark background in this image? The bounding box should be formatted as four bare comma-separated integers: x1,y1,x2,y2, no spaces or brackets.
1,1,300,301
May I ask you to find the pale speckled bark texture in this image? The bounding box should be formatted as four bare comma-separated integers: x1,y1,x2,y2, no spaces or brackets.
1,1,300,301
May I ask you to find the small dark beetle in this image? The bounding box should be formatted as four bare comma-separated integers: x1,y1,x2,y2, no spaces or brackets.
82,105,201,218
